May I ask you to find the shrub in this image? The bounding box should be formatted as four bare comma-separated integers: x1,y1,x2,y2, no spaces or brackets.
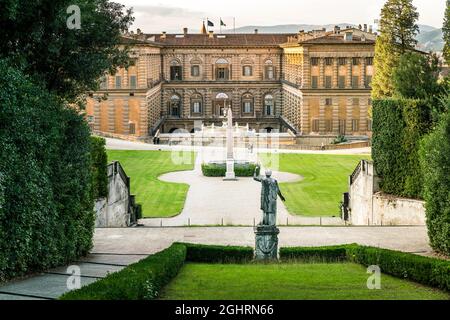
182,243,254,263
372,98,431,198
90,136,108,199
202,162,257,177
419,109,450,255
331,135,348,145
60,244,187,300
0,60,94,281
280,245,349,262
346,245,450,292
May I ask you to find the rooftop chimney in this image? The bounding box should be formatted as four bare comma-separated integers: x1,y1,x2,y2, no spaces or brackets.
183,27,188,35
137,28,141,35
254,29,258,34
161,31,166,39
364,24,368,32
334,25,341,34
208,30,214,38
369,25,373,33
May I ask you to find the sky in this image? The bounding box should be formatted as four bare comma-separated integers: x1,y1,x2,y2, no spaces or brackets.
117,0,447,33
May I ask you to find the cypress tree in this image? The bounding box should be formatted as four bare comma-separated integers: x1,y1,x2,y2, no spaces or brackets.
443,0,450,64
372,0,419,98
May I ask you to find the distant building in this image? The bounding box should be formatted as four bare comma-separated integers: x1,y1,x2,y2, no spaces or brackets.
85,26,376,140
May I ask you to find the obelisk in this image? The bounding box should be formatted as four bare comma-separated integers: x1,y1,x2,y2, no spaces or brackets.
224,106,236,181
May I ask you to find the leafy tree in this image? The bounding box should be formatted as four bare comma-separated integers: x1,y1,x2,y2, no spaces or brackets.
0,0,134,103
392,52,441,100
372,0,419,98
443,0,450,64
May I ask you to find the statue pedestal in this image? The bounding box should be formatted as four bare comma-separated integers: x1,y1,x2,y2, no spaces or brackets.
223,159,237,181
254,225,279,261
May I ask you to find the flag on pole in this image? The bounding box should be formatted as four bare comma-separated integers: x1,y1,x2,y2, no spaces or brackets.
207,19,214,27
220,19,226,27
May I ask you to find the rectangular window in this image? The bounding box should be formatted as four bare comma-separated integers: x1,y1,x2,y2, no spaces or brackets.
129,75,137,89
115,76,122,89
352,76,359,88
339,119,346,134
325,98,332,106
338,76,346,89
216,67,228,80
243,66,252,76
367,119,373,131
338,57,347,66
266,66,275,79
352,119,360,132
352,57,360,65
170,66,182,80
311,76,318,89
365,57,374,66
365,75,372,88
191,65,200,77
312,119,320,132
129,123,136,134
325,57,333,66
325,120,333,132
244,102,252,113
325,76,332,89
311,57,319,66
100,76,108,89
193,102,201,113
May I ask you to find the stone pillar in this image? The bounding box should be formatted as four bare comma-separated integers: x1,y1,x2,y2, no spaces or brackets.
332,58,339,88
139,99,148,137
122,99,130,135
360,57,366,88
205,89,212,118
123,68,128,88
108,100,115,133
94,99,101,132
346,58,352,89
254,225,279,261
346,97,354,134
300,97,310,134
332,99,340,134
302,50,310,89
319,98,326,133
360,98,368,133
319,58,325,89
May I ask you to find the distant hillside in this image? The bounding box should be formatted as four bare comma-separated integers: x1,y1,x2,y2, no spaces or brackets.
225,23,443,52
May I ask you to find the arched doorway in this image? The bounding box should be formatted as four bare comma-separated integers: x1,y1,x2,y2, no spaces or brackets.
214,92,230,117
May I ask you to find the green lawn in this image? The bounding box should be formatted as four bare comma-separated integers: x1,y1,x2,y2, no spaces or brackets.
107,150,195,218
159,263,449,300
261,153,368,216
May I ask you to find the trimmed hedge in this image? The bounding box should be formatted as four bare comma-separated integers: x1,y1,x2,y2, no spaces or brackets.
182,243,254,263
60,244,187,300
346,245,450,292
419,109,450,255
280,245,349,262
60,243,450,299
90,136,108,199
372,98,431,199
202,162,258,177
0,61,94,281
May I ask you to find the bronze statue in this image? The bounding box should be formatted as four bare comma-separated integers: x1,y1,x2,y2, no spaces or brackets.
253,165,286,226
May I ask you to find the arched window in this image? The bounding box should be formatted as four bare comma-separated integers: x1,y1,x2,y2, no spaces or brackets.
169,94,181,117
265,60,275,80
242,93,254,116
215,58,230,80
170,59,182,81
264,94,275,116
190,93,203,116
241,58,253,77
190,58,202,77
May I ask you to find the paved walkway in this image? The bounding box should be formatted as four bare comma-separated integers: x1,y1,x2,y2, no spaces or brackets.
141,150,342,227
0,226,432,300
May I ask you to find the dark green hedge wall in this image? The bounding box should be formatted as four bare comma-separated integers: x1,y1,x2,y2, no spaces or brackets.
419,110,450,256
0,60,94,281
90,136,108,199
372,98,431,198
60,244,187,300
182,243,254,263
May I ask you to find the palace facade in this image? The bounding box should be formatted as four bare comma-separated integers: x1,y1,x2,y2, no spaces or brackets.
85,26,376,140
